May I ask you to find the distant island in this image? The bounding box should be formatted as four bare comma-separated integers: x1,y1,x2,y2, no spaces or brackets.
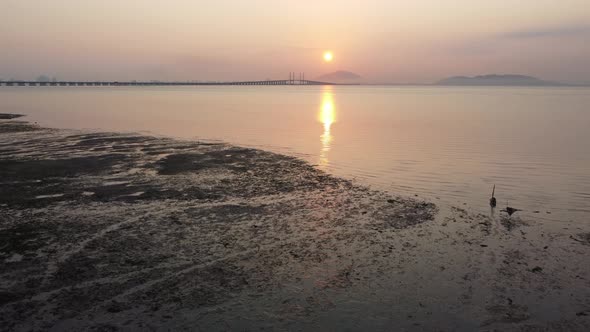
316,70,362,84
436,74,564,86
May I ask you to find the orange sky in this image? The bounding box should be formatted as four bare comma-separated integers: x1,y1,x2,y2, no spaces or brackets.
1,0,589,83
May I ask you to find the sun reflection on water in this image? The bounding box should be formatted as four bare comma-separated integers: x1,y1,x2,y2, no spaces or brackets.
319,87,335,168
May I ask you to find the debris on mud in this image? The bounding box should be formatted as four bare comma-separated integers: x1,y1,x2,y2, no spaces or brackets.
570,233,590,245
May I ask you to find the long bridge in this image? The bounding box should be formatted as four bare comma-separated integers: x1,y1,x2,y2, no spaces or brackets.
0,80,334,87
0,73,335,87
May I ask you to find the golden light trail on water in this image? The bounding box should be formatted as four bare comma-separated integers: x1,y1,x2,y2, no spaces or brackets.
318,87,335,168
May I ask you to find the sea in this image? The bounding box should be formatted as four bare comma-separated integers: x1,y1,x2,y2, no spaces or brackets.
1,85,589,224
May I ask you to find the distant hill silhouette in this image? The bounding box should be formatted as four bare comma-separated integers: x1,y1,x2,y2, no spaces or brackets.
316,70,362,83
436,74,563,86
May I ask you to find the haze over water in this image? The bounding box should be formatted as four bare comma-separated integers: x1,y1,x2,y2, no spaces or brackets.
1,85,589,222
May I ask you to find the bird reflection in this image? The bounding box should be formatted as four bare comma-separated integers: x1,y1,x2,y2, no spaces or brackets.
319,87,335,168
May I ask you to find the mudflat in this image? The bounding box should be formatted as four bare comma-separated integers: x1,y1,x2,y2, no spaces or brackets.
1,115,589,331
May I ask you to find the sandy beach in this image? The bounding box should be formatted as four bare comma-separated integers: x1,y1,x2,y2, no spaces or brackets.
1,114,589,331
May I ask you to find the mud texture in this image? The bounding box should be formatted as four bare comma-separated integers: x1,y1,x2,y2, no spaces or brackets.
1,115,589,331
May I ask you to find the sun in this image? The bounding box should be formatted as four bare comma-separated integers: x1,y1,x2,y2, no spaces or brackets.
323,51,333,62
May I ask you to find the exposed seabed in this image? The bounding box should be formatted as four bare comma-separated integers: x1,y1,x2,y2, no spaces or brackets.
1,114,589,331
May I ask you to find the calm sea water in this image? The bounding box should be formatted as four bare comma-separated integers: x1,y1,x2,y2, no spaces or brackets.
1,86,589,222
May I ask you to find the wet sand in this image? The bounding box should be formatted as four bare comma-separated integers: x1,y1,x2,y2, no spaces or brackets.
1,114,589,331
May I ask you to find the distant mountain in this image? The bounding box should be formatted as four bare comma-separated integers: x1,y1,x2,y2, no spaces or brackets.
436,74,563,86
316,70,362,84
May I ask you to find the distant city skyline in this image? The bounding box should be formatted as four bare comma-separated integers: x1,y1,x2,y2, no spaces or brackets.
2,0,590,84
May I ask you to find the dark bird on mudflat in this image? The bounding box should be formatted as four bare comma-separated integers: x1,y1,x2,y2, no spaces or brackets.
503,207,520,216
489,184,497,208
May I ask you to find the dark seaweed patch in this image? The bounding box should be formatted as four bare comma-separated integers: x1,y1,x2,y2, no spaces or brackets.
0,155,127,180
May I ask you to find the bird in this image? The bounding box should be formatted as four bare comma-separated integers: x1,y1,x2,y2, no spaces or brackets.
489,185,497,208
503,207,520,216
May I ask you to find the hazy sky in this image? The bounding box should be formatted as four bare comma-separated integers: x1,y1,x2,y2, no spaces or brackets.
2,0,589,83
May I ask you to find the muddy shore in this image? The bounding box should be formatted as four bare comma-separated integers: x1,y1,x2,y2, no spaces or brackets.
1,114,589,331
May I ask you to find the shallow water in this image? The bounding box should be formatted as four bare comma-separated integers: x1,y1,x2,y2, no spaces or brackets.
1,85,589,222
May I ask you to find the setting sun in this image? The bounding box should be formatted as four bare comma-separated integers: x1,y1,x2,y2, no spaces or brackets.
323,51,333,62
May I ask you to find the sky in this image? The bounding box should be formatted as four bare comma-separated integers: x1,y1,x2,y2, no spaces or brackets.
1,0,589,83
